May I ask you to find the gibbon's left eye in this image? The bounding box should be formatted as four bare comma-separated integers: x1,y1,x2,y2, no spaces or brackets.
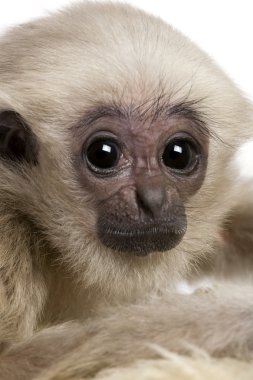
86,139,121,171
162,138,199,173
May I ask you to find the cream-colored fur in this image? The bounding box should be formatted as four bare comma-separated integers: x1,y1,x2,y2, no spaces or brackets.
0,2,253,379
95,357,253,380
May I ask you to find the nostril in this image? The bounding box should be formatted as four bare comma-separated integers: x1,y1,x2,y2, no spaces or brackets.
135,185,167,219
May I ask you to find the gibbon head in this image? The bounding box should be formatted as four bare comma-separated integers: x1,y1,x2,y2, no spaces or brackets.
0,2,252,294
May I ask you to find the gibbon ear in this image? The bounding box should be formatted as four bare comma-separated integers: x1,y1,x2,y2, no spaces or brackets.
0,110,38,164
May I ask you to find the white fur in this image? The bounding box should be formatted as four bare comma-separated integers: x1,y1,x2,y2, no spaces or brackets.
176,278,214,295
233,139,253,181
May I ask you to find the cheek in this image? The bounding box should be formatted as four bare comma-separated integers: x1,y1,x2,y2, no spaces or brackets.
78,165,134,202
167,154,208,202
167,170,208,202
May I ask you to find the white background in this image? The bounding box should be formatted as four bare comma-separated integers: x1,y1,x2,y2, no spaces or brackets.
0,0,252,100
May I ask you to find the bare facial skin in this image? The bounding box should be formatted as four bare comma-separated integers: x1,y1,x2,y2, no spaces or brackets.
0,2,253,379
75,106,208,255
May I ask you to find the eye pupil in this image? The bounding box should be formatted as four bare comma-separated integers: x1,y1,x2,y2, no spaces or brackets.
162,140,196,171
86,139,119,170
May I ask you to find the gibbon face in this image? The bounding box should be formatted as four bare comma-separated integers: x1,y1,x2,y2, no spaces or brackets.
0,2,252,289
75,102,208,255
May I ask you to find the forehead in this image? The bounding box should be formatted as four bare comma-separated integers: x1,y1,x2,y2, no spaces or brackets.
0,2,247,147
0,4,213,109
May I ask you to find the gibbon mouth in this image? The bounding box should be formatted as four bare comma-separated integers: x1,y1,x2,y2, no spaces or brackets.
98,223,187,256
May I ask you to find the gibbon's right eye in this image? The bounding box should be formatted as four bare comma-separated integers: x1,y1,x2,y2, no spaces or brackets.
85,139,121,172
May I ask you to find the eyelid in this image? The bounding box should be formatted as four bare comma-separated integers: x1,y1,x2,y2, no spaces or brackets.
84,131,121,148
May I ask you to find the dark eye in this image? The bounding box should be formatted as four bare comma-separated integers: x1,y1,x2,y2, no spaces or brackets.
86,139,120,171
162,139,198,172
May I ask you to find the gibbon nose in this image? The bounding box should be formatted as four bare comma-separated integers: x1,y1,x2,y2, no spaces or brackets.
136,179,167,219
